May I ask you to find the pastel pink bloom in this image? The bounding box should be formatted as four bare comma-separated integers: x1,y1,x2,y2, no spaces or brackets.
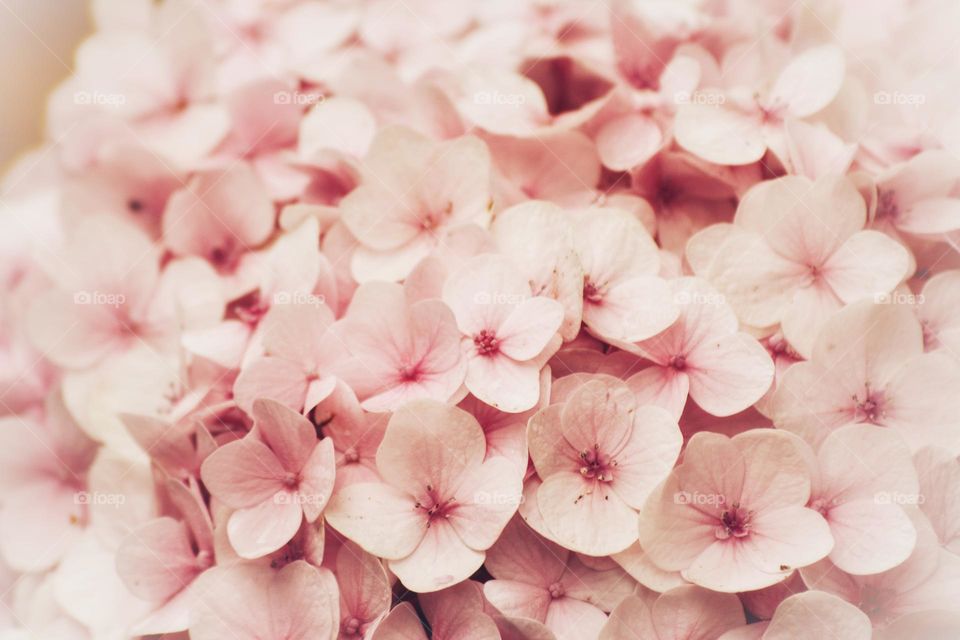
486,131,601,207
718,591,872,640
599,586,745,640
624,277,774,419
62,143,181,239
190,560,338,640
116,484,214,634
739,572,808,621
689,175,911,357
442,254,563,413
915,270,960,356
872,150,960,236
339,126,492,282
572,207,678,343
914,446,960,553
807,425,918,575
372,581,499,640
491,201,584,342
674,45,845,166
639,429,833,592
163,162,276,273
325,400,522,593
527,376,682,555
232,300,341,414
0,396,96,572
800,511,960,627
56,25,230,169
314,382,388,490
332,282,466,412
201,399,335,558
27,216,223,369
772,301,960,452
483,517,635,640
333,541,391,639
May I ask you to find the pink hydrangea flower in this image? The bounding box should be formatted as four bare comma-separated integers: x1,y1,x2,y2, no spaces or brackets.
639,429,833,592
527,376,682,555
600,586,745,640
625,277,775,419
325,400,522,592
442,254,563,413
200,399,335,558
331,282,466,412
688,175,911,357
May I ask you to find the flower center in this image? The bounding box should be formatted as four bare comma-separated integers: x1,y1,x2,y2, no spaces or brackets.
473,329,499,356
583,277,604,304
343,447,359,463
548,582,565,599
853,385,886,425
715,503,752,539
669,354,687,371
579,445,615,482
875,189,900,222
415,484,457,524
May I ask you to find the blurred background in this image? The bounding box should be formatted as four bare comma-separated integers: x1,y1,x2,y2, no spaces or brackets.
0,0,89,169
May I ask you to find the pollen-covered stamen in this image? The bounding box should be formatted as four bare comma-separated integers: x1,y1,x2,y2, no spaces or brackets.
415,484,457,523
579,445,615,482
547,582,565,599
853,385,886,425
715,503,752,539
343,447,359,463
473,329,499,356
583,277,604,303
282,471,298,488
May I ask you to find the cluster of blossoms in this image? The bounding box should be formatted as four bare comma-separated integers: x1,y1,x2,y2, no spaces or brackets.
3,0,960,638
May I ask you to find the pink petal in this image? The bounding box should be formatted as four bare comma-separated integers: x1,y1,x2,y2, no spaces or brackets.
536,471,639,555
227,494,303,559
674,104,765,166
252,398,317,473
595,113,662,171
325,482,426,559
200,439,287,509
388,519,485,593
376,400,486,498
497,297,564,361
686,333,774,417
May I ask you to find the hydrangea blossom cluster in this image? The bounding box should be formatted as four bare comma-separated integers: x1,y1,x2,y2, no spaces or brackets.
2,0,960,638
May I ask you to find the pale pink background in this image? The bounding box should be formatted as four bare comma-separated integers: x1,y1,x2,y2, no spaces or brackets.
0,0,90,168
